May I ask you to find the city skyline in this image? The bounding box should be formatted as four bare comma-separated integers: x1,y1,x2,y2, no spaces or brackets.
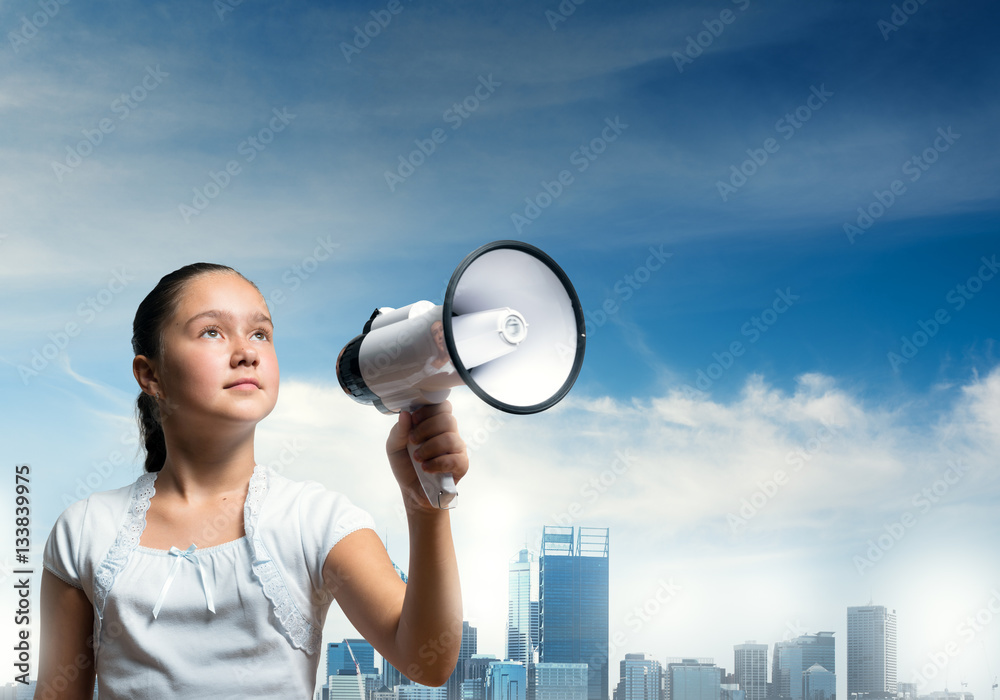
343,537,979,700
322,586,965,700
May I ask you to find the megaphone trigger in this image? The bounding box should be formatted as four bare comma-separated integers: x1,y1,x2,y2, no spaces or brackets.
407,441,458,510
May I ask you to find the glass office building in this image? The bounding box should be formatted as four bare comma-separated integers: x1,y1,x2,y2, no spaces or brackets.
802,665,835,700
447,622,479,700
328,639,379,677
772,633,834,700
665,658,720,700
508,548,539,666
619,653,663,700
539,526,610,700
488,662,528,700
535,663,589,700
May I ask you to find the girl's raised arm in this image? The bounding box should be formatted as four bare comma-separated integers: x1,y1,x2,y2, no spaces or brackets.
38,570,97,699
324,401,467,687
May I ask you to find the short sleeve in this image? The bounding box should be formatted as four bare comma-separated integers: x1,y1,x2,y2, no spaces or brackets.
295,481,377,593
43,498,89,589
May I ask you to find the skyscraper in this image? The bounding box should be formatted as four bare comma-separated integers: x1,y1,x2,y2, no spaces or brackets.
772,633,835,700
847,605,897,698
329,639,379,678
734,643,768,700
488,662,528,700
508,549,539,665
539,526,610,700
666,658,721,700
325,639,379,700
466,656,501,691
447,622,479,700
618,653,663,700
535,663,589,700
327,675,366,700
384,561,411,689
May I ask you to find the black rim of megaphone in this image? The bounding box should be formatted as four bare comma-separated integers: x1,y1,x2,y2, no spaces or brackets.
442,240,586,415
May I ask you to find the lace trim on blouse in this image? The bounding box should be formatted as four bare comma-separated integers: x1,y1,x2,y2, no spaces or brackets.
94,471,157,618
244,465,322,654
92,465,321,656
91,470,157,659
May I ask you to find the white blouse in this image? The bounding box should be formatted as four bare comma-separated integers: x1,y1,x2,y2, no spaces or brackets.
43,464,377,699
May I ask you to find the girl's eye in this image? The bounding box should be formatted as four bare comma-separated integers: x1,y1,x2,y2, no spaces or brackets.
253,330,271,341
200,326,221,339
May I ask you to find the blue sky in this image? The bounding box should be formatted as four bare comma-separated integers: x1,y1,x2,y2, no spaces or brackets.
1,0,999,696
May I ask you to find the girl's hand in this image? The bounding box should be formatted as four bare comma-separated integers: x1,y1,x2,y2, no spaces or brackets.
386,401,468,514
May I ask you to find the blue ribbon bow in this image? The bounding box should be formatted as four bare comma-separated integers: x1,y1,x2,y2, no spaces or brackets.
152,544,217,619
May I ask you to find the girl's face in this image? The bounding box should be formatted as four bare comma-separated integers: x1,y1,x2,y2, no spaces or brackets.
155,272,279,428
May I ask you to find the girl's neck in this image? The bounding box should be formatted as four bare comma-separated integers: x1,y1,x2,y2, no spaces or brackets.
157,428,258,504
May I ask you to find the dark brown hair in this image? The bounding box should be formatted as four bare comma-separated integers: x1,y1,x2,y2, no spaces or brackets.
131,263,262,472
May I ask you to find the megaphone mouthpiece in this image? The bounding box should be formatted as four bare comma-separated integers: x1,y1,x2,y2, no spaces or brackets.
449,307,527,370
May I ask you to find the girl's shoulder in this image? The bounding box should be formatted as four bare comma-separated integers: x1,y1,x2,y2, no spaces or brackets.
251,465,375,551
55,471,152,529
44,471,152,591
254,466,369,520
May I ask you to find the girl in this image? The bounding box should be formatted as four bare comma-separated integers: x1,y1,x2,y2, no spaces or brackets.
39,262,468,699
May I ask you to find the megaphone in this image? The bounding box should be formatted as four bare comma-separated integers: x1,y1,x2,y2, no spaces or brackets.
337,240,586,509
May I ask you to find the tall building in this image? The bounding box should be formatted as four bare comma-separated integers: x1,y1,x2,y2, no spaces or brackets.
325,639,380,700
384,657,409,691
384,562,411,689
328,675,367,700
447,622,479,700
463,678,487,700
508,549,540,665
847,606,897,698
329,639,379,677
734,643,768,700
466,656,501,690
615,654,662,700
802,665,835,700
772,633,835,700
488,662,528,700
535,663,589,700
539,526,610,700
666,658,722,700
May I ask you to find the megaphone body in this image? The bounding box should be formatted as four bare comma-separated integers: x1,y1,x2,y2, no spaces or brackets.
337,241,586,509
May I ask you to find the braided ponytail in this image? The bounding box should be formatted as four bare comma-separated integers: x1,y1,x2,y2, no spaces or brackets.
131,262,262,472
135,391,166,472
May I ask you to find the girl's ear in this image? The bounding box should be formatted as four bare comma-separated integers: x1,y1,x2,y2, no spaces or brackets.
133,355,160,398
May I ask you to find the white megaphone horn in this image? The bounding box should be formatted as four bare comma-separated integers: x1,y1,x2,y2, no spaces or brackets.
337,240,586,509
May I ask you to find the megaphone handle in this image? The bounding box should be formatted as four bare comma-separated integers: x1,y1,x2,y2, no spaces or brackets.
407,441,458,509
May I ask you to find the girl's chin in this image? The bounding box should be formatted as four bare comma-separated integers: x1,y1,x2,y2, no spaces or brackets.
179,403,276,426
